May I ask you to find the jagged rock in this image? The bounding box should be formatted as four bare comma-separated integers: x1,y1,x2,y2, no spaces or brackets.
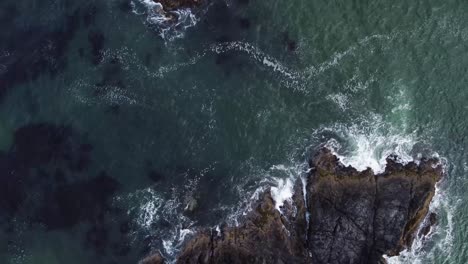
141,252,165,264
419,212,437,237
307,148,442,263
145,148,443,264
177,188,310,264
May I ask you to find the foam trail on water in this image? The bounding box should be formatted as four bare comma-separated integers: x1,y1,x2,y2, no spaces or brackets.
209,41,303,90
304,34,392,78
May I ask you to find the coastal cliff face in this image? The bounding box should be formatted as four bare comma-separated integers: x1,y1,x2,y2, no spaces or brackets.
145,148,442,264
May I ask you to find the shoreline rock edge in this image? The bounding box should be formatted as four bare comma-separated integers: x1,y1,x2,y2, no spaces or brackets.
144,148,443,264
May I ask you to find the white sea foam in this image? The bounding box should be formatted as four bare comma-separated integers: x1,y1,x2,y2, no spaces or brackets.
210,41,302,89
100,26,451,262
224,159,308,226
107,41,303,89
319,114,417,173
270,178,294,211
268,162,308,212
100,33,391,97
150,41,301,86
384,182,456,264
326,93,349,111
312,112,453,263
142,34,391,92
133,0,199,41
304,34,392,78
116,187,195,259
230,183,267,225
162,228,194,256
67,78,146,108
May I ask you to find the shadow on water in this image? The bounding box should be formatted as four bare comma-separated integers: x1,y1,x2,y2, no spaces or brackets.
0,1,111,101
0,122,150,262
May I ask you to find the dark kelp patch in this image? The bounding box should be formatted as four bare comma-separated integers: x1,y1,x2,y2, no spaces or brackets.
0,4,82,101
0,122,148,259
88,29,106,65
0,123,119,229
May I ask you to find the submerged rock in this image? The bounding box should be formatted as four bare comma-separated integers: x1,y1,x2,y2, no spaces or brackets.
146,148,443,264
184,196,199,214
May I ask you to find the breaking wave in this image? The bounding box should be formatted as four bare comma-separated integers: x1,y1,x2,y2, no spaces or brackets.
385,183,456,264
264,112,454,264
132,0,199,41
322,115,417,174
115,187,195,256
99,24,454,263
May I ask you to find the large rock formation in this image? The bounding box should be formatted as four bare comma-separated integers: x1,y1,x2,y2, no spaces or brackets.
177,183,310,264
306,148,442,264
145,148,443,264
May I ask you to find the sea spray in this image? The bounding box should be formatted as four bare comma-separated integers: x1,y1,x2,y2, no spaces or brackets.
224,161,308,226
313,115,453,264
270,177,294,211
132,0,199,41
115,187,195,259
317,114,418,173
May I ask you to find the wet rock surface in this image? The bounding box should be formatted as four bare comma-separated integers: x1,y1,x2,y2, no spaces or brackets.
152,148,443,264
141,252,166,264
177,188,310,264
307,148,442,263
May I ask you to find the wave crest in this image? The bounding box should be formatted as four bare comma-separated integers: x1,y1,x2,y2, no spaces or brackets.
133,0,199,41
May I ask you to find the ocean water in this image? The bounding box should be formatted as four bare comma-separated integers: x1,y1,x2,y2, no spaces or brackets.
0,0,467,263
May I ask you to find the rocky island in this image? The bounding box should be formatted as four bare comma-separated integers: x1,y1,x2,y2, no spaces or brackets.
143,148,443,264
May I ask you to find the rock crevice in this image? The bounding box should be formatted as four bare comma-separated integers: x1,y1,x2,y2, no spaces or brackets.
144,148,443,264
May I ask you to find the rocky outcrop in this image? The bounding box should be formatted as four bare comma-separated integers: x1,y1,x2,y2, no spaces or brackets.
141,252,165,264
146,148,443,264
307,148,442,264
177,183,310,264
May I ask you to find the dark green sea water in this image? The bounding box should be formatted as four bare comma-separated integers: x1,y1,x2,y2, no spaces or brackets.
0,0,467,263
